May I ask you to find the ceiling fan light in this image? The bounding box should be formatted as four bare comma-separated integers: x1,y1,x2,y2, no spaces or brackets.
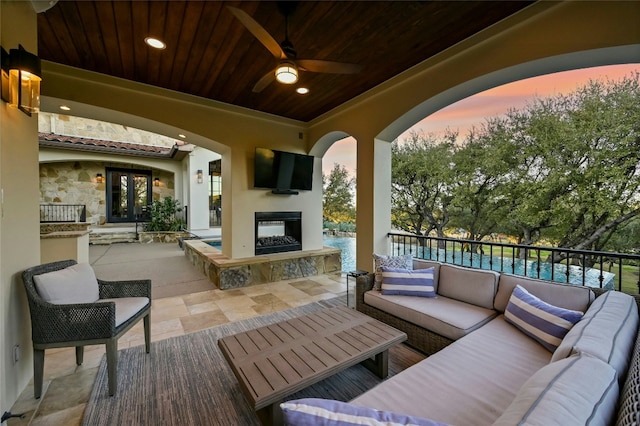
275,62,298,84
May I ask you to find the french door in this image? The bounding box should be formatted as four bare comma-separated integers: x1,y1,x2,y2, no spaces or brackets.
106,168,152,223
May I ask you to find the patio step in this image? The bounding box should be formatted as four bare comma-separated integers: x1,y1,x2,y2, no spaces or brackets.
90,225,139,244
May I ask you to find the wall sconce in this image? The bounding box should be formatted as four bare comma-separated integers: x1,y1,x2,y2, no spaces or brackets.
154,177,160,187
1,44,42,116
197,169,204,184
96,173,104,183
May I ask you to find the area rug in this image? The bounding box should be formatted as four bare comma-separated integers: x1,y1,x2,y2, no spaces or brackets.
82,297,425,425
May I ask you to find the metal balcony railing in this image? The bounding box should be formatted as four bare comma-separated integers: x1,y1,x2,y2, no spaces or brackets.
388,233,640,294
40,204,87,223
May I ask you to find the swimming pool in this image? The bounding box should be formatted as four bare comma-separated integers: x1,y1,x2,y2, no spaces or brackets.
410,247,615,290
323,236,357,272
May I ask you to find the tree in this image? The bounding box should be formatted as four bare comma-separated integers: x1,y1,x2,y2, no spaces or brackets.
390,72,640,258
391,131,456,242
448,124,515,243
323,163,355,224
499,75,640,259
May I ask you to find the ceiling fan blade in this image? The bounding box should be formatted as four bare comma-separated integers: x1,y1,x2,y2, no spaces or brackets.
227,6,286,60
252,70,276,93
297,59,362,74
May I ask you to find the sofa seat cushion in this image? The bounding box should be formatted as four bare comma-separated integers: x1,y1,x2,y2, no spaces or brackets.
493,355,619,426
552,290,639,380
351,316,551,426
364,290,497,340
100,297,150,327
437,264,500,309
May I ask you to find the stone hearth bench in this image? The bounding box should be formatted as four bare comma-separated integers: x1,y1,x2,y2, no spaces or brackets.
279,259,640,425
183,239,341,289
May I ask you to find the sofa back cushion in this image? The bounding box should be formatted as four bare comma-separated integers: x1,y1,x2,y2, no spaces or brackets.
33,262,100,304
495,274,594,313
412,259,441,291
493,355,619,426
437,264,499,310
551,290,639,380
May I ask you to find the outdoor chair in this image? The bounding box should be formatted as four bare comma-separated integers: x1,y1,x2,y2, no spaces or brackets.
21,259,151,398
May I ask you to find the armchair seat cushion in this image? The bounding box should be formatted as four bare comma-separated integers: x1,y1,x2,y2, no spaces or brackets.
33,262,99,304
101,297,150,327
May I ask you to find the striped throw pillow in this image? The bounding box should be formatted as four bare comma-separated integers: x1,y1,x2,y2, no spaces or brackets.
505,285,583,352
280,398,448,426
381,266,436,297
373,253,413,290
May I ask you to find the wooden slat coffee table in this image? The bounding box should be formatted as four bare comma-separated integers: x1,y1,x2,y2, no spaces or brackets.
218,306,407,425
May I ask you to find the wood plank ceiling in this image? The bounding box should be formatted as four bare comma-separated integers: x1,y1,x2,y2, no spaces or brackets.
37,1,533,122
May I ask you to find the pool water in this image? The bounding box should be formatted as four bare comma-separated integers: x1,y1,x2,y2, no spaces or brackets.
323,236,356,272
408,246,614,290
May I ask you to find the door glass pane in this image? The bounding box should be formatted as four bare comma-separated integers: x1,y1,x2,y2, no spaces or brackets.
133,174,149,220
110,172,128,219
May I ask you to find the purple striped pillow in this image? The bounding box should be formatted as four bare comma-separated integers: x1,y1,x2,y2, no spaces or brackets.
381,266,436,297
505,285,583,352
280,398,448,426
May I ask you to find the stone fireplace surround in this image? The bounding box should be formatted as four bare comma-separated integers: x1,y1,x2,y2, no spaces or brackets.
255,211,302,255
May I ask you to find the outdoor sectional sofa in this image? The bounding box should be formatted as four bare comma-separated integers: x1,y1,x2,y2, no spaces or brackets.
281,259,640,425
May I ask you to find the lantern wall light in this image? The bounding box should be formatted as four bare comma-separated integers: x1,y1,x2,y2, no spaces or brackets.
197,169,204,184
1,44,42,116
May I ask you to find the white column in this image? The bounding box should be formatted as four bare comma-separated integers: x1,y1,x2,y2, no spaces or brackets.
355,135,392,271
185,147,220,232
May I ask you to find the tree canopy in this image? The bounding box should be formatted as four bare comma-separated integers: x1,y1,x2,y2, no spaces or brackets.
391,72,640,253
323,163,356,224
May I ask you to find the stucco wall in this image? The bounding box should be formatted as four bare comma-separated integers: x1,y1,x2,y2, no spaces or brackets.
0,0,41,412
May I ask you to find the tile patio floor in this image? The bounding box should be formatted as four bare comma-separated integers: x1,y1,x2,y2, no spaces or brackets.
8,242,348,425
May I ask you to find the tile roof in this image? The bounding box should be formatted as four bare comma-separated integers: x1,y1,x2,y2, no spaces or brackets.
39,132,178,158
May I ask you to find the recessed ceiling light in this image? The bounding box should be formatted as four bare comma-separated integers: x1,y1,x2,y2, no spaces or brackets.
178,134,186,139
145,37,166,50
296,87,309,95
59,105,71,111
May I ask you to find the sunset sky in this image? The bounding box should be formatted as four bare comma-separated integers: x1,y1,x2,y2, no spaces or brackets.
322,63,640,177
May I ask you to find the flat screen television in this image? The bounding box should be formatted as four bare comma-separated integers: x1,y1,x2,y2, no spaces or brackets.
254,147,314,193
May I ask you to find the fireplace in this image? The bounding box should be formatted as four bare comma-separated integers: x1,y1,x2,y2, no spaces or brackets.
255,211,302,255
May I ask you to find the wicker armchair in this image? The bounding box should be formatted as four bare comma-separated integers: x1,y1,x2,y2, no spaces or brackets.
22,259,151,398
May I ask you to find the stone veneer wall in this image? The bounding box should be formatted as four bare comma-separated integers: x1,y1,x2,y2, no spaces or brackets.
184,240,342,290
40,161,174,225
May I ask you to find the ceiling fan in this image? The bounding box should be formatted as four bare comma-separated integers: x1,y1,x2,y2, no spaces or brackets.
228,3,362,93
